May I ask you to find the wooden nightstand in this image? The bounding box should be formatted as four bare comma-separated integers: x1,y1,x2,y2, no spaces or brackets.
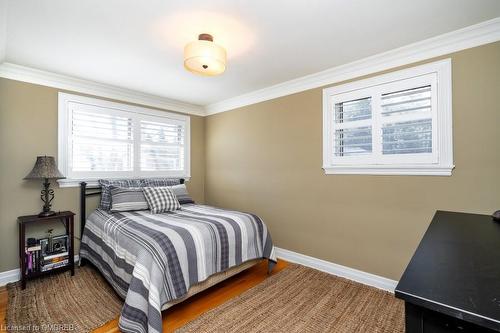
18,211,75,289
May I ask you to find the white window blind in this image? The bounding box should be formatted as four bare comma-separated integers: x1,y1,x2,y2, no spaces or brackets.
140,119,185,171
334,97,372,157
58,93,190,185
71,108,134,172
381,86,433,156
323,59,453,175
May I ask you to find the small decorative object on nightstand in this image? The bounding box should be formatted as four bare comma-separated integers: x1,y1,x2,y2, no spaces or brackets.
18,211,75,289
23,155,65,217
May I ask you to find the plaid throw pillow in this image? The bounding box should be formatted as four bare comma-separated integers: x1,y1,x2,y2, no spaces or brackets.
142,187,181,214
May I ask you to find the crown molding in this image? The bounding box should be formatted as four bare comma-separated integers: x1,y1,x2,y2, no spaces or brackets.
0,62,206,116
1,18,499,117
205,17,500,115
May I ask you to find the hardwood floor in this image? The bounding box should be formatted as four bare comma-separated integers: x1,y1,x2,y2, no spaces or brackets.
0,259,289,333
0,286,7,328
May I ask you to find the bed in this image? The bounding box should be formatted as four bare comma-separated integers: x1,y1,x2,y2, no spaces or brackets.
78,179,276,333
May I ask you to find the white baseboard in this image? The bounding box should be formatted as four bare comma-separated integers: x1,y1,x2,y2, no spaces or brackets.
275,247,398,293
0,268,20,286
0,255,80,287
2,251,398,293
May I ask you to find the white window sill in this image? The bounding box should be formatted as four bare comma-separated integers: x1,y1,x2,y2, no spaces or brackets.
57,176,191,188
323,165,454,176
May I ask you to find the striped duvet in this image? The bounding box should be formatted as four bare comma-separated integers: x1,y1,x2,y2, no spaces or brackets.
79,204,276,333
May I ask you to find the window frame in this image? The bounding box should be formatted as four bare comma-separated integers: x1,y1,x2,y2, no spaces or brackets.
57,92,191,187
322,59,454,176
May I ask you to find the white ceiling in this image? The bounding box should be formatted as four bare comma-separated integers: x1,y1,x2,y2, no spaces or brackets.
2,0,500,106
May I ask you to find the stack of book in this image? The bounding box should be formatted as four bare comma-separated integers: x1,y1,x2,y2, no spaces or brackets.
25,244,42,274
41,251,69,272
25,235,70,274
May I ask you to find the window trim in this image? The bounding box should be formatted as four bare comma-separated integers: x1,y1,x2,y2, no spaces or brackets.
322,59,454,176
57,92,191,187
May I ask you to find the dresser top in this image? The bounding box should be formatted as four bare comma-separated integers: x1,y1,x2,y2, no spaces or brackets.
395,210,500,331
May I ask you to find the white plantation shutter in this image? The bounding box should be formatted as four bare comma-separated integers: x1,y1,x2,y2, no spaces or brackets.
381,86,431,117
333,97,372,157
335,126,372,156
382,118,432,155
323,60,453,175
59,93,190,182
71,107,134,172
381,86,433,156
140,119,185,171
329,80,436,165
327,75,438,165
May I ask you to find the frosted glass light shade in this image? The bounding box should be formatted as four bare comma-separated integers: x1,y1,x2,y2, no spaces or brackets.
184,36,226,76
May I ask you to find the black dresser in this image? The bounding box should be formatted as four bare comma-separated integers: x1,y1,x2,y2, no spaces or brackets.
396,211,500,332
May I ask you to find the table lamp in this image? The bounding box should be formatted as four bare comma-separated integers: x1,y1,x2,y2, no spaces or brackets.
24,156,65,217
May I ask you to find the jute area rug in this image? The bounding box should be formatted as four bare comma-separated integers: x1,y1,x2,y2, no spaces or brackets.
6,266,122,333
177,264,404,333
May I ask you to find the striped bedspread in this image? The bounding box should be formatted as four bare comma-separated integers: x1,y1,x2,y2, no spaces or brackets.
79,204,276,333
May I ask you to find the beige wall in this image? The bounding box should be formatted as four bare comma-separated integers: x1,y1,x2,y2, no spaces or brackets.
0,79,205,271
1,42,498,279
205,42,500,280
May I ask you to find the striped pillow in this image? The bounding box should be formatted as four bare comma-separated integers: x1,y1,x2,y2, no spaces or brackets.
98,179,142,210
140,178,181,187
142,187,181,214
110,186,149,212
170,184,195,205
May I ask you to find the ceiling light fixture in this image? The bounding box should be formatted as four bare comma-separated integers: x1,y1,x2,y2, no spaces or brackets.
184,33,226,76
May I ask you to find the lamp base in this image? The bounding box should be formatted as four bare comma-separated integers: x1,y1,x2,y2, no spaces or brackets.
38,210,56,217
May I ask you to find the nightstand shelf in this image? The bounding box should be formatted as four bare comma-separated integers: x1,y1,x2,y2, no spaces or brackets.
18,211,75,289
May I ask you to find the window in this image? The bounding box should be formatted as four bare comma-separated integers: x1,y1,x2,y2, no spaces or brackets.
323,59,453,175
58,93,190,186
